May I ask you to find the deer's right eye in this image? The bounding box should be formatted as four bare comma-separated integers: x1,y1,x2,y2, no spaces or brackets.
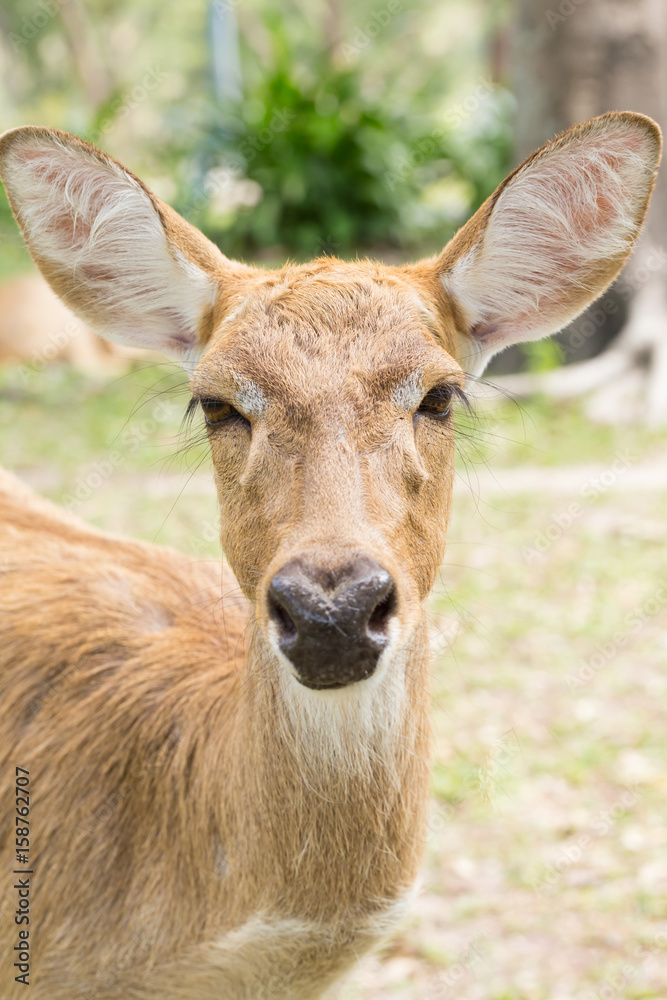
200,398,249,429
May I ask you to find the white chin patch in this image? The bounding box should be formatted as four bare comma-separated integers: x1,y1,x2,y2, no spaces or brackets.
273,641,410,772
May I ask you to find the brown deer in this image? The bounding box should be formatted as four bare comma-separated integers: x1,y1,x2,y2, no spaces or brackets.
0,112,661,999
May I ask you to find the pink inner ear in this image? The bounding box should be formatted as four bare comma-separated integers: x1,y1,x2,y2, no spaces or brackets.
0,131,219,360
569,153,625,239
11,143,100,251
52,208,94,251
449,119,658,357
14,144,54,163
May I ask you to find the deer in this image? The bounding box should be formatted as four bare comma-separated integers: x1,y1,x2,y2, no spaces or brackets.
0,111,661,1000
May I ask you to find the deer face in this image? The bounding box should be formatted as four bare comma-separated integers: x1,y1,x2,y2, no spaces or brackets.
0,114,660,690
191,262,465,687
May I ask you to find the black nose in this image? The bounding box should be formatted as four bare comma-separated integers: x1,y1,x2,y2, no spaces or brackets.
267,557,397,688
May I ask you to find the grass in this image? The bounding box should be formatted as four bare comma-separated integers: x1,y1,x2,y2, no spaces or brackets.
1,361,666,998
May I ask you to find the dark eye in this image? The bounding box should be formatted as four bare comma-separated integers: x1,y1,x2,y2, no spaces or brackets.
200,398,249,428
417,385,454,419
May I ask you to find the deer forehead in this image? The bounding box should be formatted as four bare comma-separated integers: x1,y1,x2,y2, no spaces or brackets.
194,269,463,413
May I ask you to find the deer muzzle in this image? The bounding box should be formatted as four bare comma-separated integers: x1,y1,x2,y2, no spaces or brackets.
267,555,398,688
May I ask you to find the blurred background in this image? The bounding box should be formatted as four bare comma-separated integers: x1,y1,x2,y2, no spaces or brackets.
1,1,666,997
1,0,666,396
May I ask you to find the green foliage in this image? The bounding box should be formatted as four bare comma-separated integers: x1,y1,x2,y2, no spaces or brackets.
0,0,514,269
521,338,565,373
171,19,513,259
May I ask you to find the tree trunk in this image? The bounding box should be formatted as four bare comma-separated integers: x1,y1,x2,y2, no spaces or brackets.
506,0,667,424
58,0,113,109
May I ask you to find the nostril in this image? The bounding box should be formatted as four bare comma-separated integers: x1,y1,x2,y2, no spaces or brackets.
366,585,397,639
267,559,397,687
268,592,298,642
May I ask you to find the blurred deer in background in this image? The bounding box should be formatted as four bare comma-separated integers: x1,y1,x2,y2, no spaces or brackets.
0,273,140,376
0,113,660,999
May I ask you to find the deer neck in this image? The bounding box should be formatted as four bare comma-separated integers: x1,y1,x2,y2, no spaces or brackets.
224,619,432,926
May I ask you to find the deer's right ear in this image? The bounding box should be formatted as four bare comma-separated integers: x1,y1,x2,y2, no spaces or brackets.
0,126,238,365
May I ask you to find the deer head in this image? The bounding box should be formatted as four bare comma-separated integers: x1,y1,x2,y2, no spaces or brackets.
0,113,660,698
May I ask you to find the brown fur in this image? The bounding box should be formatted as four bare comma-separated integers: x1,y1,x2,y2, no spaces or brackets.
0,112,661,999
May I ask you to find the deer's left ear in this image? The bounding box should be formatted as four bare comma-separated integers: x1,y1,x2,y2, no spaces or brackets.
436,111,662,375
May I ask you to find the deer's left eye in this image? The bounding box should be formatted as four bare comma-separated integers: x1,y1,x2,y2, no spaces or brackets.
200,398,247,427
417,385,454,419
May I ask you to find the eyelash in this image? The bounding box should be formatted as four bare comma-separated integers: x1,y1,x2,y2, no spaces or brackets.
416,384,468,420
186,397,250,429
